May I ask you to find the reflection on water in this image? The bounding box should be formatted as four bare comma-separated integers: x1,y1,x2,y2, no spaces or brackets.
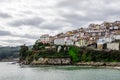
0,62,120,80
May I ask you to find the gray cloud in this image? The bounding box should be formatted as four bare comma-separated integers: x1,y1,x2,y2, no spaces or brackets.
0,12,11,18
3,39,32,45
0,30,11,36
0,0,8,3
21,34,39,39
61,14,92,27
61,12,108,27
40,22,66,30
9,17,44,27
58,0,118,10
13,34,39,39
41,25,60,30
57,0,120,27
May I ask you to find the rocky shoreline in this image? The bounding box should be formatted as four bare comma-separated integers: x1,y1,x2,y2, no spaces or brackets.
21,58,120,65
75,62,120,67
75,62,120,70
20,62,120,70
20,57,120,70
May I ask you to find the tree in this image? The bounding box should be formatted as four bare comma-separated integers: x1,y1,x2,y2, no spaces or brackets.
19,44,29,61
68,46,79,62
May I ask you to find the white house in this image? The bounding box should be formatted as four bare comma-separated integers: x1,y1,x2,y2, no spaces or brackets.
54,37,65,45
97,36,115,50
65,36,74,45
107,43,120,50
39,34,50,43
113,35,120,40
97,36,115,45
109,26,119,30
54,35,75,45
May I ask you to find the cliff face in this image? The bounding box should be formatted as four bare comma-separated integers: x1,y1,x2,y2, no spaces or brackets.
31,58,71,65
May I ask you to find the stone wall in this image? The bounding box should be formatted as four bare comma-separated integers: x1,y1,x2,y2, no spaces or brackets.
31,58,71,65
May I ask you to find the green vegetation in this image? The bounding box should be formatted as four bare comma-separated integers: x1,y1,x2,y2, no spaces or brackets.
33,41,50,50
68,46,79,62
19,42,120,64
19,43,70,64
78,48,120,62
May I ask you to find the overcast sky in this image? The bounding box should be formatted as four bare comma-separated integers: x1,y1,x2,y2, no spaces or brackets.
0,0,120,46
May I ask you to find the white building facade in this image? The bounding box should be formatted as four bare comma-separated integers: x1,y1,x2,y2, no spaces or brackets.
39,34,50,43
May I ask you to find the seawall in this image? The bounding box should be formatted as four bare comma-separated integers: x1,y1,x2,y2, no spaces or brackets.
31,57,71,65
